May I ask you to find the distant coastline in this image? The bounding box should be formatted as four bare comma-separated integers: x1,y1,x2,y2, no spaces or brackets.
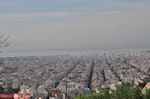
0,48,149,57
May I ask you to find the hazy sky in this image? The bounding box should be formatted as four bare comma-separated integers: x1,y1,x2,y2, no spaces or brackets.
0,0,150,51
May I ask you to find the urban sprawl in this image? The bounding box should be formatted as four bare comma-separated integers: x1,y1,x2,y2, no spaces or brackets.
0,51,150,99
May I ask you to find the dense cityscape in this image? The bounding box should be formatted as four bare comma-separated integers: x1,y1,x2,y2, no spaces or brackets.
0,51,150,98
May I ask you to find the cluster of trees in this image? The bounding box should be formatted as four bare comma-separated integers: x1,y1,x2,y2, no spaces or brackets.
74,82,150,99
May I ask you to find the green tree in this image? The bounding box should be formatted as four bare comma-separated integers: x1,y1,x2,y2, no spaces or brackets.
74,82,150,99
144,89,150,99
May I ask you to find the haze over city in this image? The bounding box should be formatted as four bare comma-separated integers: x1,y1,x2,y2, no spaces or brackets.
1,1,150,99
0,0,150,53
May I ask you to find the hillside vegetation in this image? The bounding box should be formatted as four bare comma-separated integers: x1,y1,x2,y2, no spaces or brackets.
74,82,150,99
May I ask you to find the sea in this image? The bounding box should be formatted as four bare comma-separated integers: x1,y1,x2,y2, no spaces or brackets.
0,48,148,57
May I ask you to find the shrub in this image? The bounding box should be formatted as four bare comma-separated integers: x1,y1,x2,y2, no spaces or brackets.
74,82,150,99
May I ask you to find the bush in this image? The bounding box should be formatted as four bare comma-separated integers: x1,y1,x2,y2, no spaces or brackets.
74,82,150,99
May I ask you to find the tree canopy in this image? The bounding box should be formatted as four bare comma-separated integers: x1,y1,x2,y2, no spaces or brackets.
74,82,150,99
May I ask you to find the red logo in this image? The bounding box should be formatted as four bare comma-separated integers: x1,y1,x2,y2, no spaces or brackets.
0,94,30,99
